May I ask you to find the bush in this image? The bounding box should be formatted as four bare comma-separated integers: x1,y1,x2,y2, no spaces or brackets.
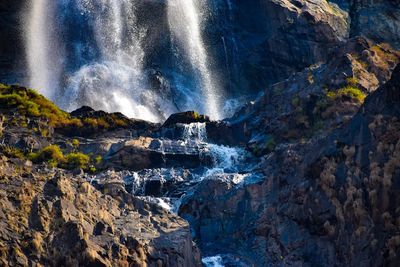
0,86,71,127
72,139,80,148
28,145,95,170
65,152,90,169
1,145,25,159
327,86,366,103
29,145,65,167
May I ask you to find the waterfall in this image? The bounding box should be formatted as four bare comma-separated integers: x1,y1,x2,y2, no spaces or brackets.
25,0,62,99
60,0,162,122
24,0,226,122
167,0,223,120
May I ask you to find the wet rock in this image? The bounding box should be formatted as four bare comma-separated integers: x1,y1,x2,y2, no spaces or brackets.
105,137,213,171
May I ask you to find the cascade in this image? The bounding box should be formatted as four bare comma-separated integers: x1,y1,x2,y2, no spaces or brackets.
24,0,226,122
25,0,62,99
60,0,161,122
167,0,223,120
182,122,208,142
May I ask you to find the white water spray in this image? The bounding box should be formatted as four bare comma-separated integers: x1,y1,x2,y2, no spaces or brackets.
25,0,226,122
62,0,162,122
168,0,222,120
25,0,62,99
182,122,208,142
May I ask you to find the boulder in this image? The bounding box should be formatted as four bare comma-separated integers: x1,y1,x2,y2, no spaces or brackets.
162,111,210,127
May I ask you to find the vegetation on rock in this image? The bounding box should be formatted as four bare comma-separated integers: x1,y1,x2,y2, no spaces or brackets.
28,145,99,171
0,84,135,137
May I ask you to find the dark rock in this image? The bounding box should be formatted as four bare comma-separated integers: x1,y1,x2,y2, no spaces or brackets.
105,137,213,171
180,64,400,266
69,106,96,117
163,111,210,127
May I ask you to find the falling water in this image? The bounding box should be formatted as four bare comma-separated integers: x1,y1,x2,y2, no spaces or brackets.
182,122,208,142
25,0,226,122
60,0,162,122
168,0,223,120
25,0,62,99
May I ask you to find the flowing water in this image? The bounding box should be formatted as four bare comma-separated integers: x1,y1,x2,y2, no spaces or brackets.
86,121,253,267
25,0,62,99
25,0,225,121
167,0,222,120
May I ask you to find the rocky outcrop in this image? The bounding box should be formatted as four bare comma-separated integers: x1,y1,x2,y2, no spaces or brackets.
104,137,213,171
230,37,400,154
0,158,201,266
349,0,400,49
162,111,210,127
179,65,400,266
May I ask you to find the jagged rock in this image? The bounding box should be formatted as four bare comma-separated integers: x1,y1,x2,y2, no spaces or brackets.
0,160,202,266
180,65,400,266
350,0,400,49
230,37,400,153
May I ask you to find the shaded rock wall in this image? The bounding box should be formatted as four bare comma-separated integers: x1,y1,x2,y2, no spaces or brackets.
180,65,400,266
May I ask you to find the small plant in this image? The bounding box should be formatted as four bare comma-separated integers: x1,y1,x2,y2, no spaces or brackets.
94,155,102,165
327,86,366,103
346,77,359,87
64,152,90,169
29,145,65,167
72,139,80,148
1,145,25,159
265,136,276,152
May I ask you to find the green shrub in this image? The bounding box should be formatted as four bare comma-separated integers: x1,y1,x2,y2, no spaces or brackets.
72,139,80,148
1,145,25,159
94,155,102,165
65,152,90,169
0,86,71,127
0,85,131,136
327,86,366,103
29,145,65,167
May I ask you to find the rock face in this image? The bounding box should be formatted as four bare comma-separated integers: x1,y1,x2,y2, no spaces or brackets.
179,65,400,266
350,0,400,48
1,0,400,100
104,137,213,171
0,158,201,266
0,0,25,83
230,37,400,154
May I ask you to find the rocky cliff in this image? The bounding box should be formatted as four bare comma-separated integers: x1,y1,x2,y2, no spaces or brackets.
179,63,400,267
1,1,400,266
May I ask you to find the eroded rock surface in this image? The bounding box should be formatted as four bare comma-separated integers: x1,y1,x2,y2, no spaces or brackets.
179,65,400,266
0,159,201,266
